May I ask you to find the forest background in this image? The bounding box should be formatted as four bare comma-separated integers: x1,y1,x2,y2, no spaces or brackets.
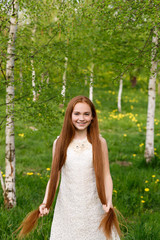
0,0,160,239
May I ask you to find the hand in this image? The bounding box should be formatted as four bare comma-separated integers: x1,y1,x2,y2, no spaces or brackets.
39,203,50,217
102,202,113,213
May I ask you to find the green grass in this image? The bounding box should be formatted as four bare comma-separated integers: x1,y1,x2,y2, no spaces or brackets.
0,83,160,239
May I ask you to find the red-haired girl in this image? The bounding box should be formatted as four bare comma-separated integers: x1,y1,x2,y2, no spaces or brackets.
18,96,121,239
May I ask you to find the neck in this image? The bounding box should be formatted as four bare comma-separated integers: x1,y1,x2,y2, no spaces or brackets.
74,129,87,140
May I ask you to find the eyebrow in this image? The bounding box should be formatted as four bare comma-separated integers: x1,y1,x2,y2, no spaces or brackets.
73,111,91,113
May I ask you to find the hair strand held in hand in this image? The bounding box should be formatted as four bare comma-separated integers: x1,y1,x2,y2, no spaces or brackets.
16,209,40,239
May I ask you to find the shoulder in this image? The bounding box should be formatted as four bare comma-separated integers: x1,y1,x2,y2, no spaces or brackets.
99,136,107,145
53,136,59,145
99,136,108,151
52,136,59,150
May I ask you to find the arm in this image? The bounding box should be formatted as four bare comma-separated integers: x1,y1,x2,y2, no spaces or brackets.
39,139,60,216
100,137,113,213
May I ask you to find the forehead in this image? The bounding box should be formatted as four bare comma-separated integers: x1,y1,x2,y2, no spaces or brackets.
73,102,91,112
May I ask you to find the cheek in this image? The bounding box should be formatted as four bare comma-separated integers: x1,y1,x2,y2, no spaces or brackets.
71,114,77,122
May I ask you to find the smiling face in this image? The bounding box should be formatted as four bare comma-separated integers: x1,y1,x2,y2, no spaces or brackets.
71,102,93,132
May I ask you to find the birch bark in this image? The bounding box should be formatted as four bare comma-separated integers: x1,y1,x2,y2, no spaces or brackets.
61,57,68,102
89,63,94,102
5,0,18,208
158,82,160,95
31,27,36,101
118,78,123,112
145,28,158,163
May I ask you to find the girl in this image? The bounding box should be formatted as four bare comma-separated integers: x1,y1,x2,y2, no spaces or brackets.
18,96,121,239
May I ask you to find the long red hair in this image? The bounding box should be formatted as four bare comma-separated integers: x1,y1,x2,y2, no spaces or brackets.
17,96,121,239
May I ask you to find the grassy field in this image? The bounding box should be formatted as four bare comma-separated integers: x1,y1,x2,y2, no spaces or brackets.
0,82,160,240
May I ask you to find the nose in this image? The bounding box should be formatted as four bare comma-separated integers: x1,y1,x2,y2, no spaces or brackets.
79,114,84,121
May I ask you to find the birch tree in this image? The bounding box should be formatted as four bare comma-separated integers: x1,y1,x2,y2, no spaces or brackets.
89,63,94,102
145,28,158,163
61,57,68,102
5,0,18,208
31,27,36,101
117,78,123,112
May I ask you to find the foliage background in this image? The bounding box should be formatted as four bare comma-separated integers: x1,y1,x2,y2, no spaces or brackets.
0,0,160,239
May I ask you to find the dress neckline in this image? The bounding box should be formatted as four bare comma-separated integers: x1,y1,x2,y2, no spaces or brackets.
72,136,88,142
70,136,91,152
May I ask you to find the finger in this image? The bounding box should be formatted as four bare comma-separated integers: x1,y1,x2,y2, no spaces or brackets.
102,204,110,213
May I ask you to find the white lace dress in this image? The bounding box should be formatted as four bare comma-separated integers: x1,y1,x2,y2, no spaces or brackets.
49,137,120,240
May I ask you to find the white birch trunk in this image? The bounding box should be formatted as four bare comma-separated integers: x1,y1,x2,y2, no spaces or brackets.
0,170,5,192
61,57,68,102
158,82,160,95
118,79,123,112
31,27,36,101
5,0,18,208
19,66,23,90
31,59,36,101
145,28,158,163
84,75,87,86
89,63,94,102
46,77,49,84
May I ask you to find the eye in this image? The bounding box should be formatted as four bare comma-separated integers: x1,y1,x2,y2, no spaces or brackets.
84,113,90,116
74,112,79,115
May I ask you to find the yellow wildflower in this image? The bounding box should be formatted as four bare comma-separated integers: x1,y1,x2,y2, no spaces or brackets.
152,175,156,178
145,188,149,192
46,168,50,171
27,98,30,101
123,134,127,137
99,119,103,122
133,154,136,157
27,172,33,176
113,189,117,193
39,113,41,116
37,173,41,176
18,133,24,137
140,196,143,198
95,100,101,105
3,174,5,177
130,105,134,110
139,143,144,147
96,110,101,114
145,180,148,183
141,200,145,203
